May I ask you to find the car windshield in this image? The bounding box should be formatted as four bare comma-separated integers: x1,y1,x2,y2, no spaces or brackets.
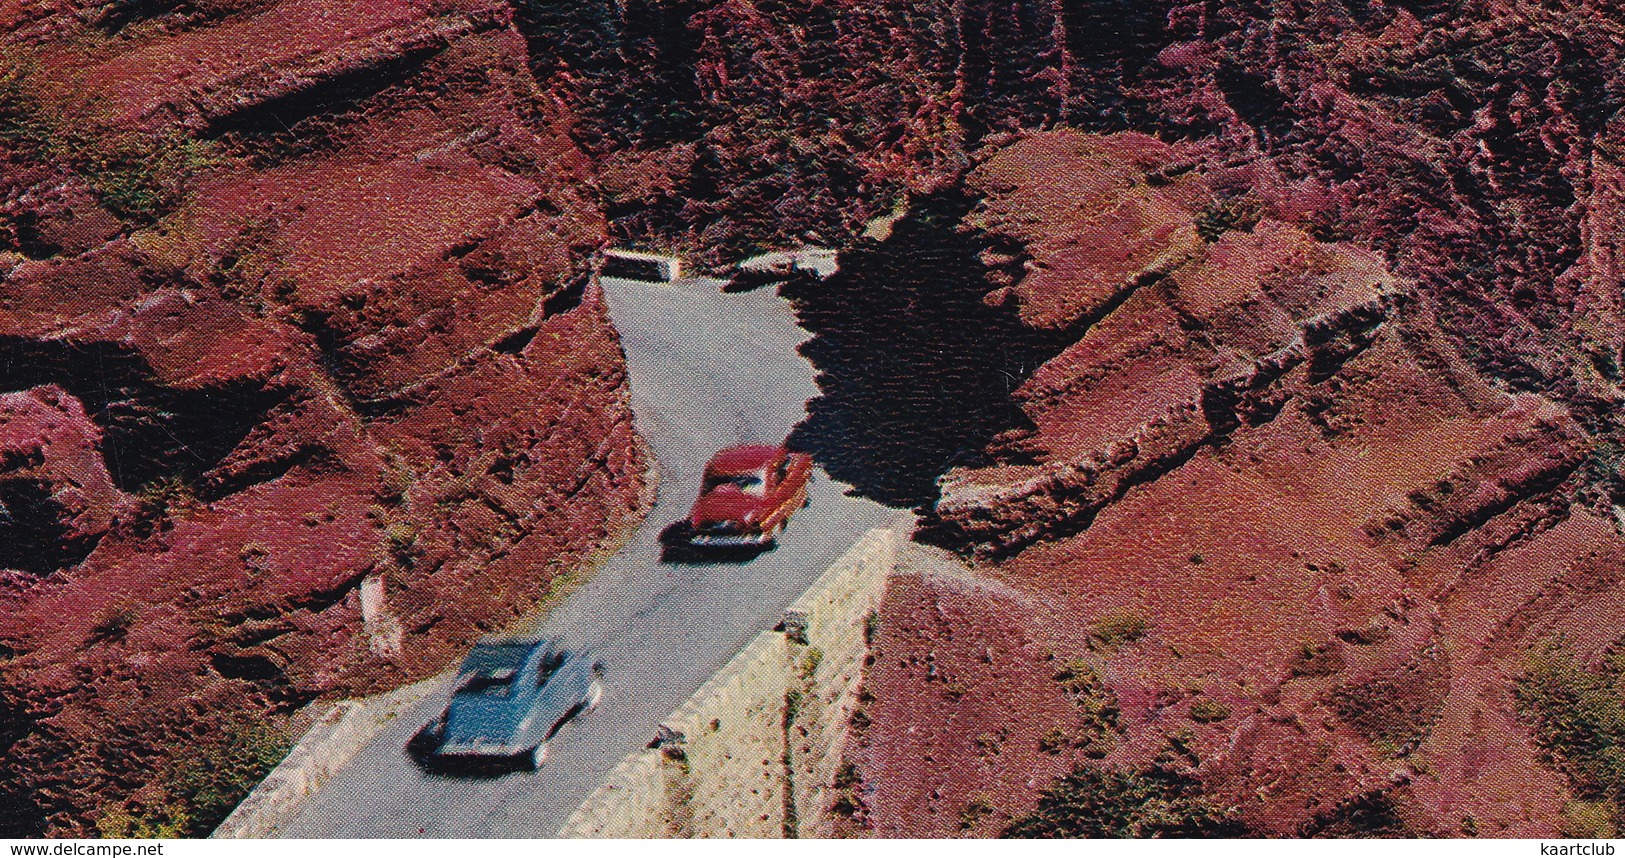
703,471,766,496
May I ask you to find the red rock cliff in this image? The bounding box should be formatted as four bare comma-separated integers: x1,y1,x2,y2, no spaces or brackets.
0,0,648,835
854,130,1625,838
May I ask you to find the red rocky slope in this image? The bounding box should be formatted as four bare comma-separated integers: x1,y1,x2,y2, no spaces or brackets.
484,3,1625,835
4,0,1624,839
844,130,1624,838
0,0,647,835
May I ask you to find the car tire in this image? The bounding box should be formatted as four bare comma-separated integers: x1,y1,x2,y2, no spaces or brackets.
409,715,447,755
525,743,549,771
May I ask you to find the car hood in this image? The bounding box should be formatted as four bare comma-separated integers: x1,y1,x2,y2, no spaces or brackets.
690,488,769,525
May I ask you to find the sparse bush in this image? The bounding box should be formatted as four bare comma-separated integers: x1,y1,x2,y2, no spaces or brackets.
1188,699,1230,724
1195,195,1266,242
207,217,292,312
375,448,415,507
133,476,199,534
959,794,998,831
1298,789,1413,838
1581,437,1625,506
1049,660,1122,758
784,688,804,723
383,521,419,567
0,53,218,225
79,133,218,222
1090,613,1149,650
1039,725,1073,755
1326,644,1449,752
1515,643,1625,831
1563,801,1618,839
96,719,289,838
798,646,824,681
0,57,47,150
1288,640,1345,678
1004,762,1247,837
85,605,138,648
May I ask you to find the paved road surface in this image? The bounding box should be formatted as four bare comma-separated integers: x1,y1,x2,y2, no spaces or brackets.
274,276,893,837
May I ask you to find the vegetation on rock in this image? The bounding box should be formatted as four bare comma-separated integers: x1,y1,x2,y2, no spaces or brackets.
1004,763,1246,838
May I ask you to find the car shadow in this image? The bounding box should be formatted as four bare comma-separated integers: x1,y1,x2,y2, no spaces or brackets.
658,521,774,564
407,734,529,778
413,754,529,778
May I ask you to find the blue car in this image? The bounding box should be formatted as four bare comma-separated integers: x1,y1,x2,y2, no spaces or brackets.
412,638,603,769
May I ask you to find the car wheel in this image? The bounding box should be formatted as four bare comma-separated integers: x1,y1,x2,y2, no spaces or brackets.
526,743,549,771
409,715,446,755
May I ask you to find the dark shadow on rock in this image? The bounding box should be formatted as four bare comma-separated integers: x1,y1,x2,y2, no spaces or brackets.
0,337,288,494
0,479,94,576
783,189,1066,508
0,690,45,837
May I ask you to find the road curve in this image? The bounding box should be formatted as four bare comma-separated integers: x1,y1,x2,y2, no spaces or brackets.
273,276,894,837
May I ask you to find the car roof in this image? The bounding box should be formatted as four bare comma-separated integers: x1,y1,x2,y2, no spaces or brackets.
459,638,553,674
704,444,784,473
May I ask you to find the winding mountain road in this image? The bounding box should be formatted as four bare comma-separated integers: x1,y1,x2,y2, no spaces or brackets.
272,275,893,837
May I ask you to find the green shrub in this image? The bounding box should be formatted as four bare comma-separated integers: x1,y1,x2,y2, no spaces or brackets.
1515,643,1625,830
1188,699,1231,724
383,521,419,567
1004,763,1247,838
97,719,290,838
1090,613,1149,650
1298,789,1413,838
133,476,199,535
1038,724,1075,755
0,58,48,150
1563,801,1618,839
1049,660,1122,758
1288,640,1345,678
1195,195,1266,242
78,133,218,222
0,53,217,224
798,646,824,681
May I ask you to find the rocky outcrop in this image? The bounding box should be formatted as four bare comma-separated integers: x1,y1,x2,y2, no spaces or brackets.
0,0,647,836
3,0,1622,840
920,132,1404,559
507,0,1625,412
0,385,126,582
844,131,1625,838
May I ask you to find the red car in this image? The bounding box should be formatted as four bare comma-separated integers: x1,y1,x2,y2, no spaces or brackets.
686,444,813,547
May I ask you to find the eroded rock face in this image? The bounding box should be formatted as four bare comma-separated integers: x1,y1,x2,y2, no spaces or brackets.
3,0,1622,839
845,131,1625,838
464,3,1625,834
0,0,648,835
0,385,125,581
521,0,1625,408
